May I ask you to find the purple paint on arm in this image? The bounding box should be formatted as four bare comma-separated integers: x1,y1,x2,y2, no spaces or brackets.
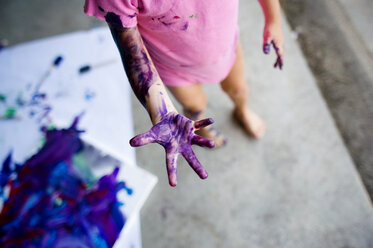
159,97,168,118
109,26,156,106
194,118,214,129
105,12,123,27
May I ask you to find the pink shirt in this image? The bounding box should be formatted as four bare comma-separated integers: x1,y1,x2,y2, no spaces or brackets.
84,0,239,86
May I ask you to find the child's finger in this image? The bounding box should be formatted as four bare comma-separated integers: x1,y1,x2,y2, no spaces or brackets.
272,40,284,57
191,135,215,148
182,149,208,179
263,39,271,54
129,131,155,147
166,152,178,187
194,118,214,130
272,40,284,70
274,56,284,70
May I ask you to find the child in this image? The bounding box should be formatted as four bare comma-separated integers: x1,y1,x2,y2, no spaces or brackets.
84,0,284,186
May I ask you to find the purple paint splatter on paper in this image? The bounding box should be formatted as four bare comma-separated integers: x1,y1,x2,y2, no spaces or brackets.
85,89,96,101
0,117,132,247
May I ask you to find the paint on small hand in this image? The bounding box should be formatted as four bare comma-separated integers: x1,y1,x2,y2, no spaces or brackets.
130,113,214,186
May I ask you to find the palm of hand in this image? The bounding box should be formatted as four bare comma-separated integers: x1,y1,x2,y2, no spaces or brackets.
130,113,214,186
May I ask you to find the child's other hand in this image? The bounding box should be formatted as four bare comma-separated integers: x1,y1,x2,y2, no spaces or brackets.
129,112,215,187
262,22,284,70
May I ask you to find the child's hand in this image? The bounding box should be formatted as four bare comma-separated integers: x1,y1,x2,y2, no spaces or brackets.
129,112,214,187
262,22,284,70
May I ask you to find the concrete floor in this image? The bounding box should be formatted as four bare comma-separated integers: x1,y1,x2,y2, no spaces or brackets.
1,0,373,248
281,0,373,199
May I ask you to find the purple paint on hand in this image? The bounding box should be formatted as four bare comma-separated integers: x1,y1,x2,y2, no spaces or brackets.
130,113,214,186
194,118,214,129
263,43,270,54
271,41,283,70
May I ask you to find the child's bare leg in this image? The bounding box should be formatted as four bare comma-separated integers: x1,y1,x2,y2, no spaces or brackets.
167,84,227,147
221,42,266,139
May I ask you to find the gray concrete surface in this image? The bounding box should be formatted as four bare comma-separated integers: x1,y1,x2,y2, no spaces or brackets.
1,0,373,247
338,0,373,57
0,0,103,45
281,0,373,200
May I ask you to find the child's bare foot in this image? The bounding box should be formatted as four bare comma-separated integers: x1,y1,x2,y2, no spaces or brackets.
195,126,227,148
233,107,266,139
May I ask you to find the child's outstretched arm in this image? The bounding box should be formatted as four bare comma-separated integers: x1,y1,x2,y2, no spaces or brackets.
108,24,215,187
258,0,284,69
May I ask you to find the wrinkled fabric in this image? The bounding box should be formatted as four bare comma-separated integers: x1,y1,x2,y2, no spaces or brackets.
84,0,239,86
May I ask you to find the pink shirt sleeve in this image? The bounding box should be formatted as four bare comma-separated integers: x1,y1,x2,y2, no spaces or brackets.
84,0,139,28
